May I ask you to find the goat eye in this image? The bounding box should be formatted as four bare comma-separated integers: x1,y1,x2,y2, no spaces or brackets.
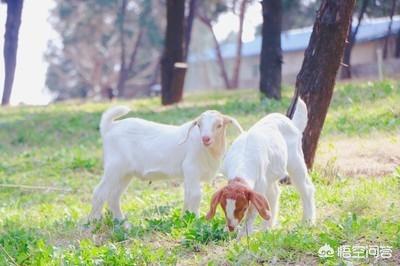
217,124,222,129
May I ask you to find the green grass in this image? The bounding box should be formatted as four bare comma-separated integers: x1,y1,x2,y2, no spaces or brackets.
0,80,399,265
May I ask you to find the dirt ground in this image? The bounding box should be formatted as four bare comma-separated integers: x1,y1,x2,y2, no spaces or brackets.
316,133,400,177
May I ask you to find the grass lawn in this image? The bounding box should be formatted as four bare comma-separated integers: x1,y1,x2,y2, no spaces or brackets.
0,80,399,265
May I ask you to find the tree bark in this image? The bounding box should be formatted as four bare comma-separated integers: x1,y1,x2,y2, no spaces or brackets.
184,0,197,60
395,28,400,58
198,15,231,89
2,0,24,106
259,0,282,99
383,0,397,59
287,0,356,169
170,63,187,103
340,0,369,79
161,0,186,105
231,0,248,89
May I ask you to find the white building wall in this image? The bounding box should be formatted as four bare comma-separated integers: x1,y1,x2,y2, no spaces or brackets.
185,36,399,91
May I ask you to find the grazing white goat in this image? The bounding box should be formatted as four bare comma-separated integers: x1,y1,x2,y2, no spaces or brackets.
206,98,316,236
89,106,243,222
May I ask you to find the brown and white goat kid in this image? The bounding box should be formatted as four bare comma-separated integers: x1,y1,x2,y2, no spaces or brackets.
89,106,243,223
206,99,316,236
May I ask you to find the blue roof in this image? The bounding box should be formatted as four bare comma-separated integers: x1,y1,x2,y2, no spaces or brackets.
190,16,400,62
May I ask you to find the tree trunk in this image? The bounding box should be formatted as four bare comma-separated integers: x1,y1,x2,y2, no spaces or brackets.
395,28,400,58
2,0,24,106
340,0,369,79
231,0,248,89
184,0,197,60
116,0,128,97
198,15,231,89
259,0,282,99
161,0,186,105
170,63,187,103
287,0,356,169
383,0,397,59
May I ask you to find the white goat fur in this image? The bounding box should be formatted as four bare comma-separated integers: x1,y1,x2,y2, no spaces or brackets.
222,98,316,235
90,106,242,221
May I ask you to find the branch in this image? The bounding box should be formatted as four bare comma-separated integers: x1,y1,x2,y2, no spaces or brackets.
64,47,93,84
119,0,128,71
197,13,231,89
0,183,73,192
127,28,144,73
231,0,248,88
0,244,18,266
350,0,369,44
126,58,159,81
184,0,198,60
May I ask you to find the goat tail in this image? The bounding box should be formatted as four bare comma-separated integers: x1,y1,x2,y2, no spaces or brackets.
291,98,308,133
100,105,130,136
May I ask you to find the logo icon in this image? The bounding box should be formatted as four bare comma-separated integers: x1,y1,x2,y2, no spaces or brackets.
318,244,335,258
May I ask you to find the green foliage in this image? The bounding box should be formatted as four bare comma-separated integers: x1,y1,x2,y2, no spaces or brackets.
46,0,164,100
146,209,230,247
182,215,230,248
146,208,190,234
0,223,40,265
198,0,229,22
0,81,399,264
363,0,400,18
281,0,322,31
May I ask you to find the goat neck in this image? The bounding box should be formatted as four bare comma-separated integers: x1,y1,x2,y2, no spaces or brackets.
207,128,227,159
228,176,250,188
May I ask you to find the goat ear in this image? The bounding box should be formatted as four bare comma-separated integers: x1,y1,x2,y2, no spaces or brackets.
248,190,271,221
223,115,243,133
179,119,198,145
206,188,224,220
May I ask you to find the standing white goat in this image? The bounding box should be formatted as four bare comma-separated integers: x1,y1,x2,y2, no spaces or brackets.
206,98,316,236
89,106,243,222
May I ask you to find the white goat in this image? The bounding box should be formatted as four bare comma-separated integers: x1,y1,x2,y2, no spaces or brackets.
206,98,316,236
89,106,243,222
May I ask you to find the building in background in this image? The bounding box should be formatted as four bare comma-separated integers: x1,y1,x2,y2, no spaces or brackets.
186,16,400,91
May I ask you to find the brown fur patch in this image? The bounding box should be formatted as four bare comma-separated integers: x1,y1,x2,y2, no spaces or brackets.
206,177,270,227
